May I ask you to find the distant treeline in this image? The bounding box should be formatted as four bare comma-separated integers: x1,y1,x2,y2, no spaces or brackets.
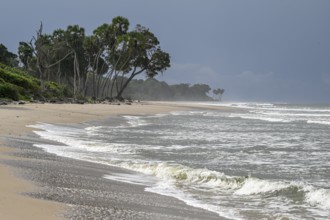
0,16,224,102
123,78,213,101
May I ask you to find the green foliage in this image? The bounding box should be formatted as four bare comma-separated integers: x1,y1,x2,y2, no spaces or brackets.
0,64,39,92
0,82,20,100
0,43,18,67
18,42,34,69
0,63,65,101
42,81,63,98
0,64,40,100
62,85,74,97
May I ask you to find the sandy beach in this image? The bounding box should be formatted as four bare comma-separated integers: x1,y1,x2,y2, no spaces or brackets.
0,102,227,220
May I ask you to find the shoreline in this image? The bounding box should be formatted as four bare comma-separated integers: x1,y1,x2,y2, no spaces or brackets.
0,102,228,220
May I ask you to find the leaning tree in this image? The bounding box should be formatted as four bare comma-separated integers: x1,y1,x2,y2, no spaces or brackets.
88,17,170,100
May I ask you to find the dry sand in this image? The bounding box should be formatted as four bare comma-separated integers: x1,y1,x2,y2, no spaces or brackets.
0,102,227,220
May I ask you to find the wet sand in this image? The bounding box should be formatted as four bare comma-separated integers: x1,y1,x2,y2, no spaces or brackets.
0,102,227,220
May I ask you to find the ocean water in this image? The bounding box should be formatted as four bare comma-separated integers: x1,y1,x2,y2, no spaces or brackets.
29,103,330,219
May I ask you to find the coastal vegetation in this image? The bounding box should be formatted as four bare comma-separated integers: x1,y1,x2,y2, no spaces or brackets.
0,63,62,101
0,16,224,102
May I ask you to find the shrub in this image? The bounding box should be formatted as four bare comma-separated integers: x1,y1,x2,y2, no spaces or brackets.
0,64,42,100
42,81,63,98
0,68,39,92
0,83,20,100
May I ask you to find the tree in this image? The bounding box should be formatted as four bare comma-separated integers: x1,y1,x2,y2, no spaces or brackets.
98,16,131,98
0,44,18,67
20,23,66,90
18,42,34,70
64,25,88,97
190,84,211,98
83,35,108,98
85,17,170,100
213,88,225,101
115,28,170,99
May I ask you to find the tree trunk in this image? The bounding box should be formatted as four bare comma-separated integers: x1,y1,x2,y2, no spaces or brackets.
73,54,77,97
116,68,144,99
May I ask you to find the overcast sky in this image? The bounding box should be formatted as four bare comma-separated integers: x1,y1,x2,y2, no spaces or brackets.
1,0,330,103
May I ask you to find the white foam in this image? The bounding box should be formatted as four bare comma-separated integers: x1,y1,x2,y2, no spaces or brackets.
165,145,191,150
146,182,244,220
122,116,150,127
104,172,158,186
84,126,105,135
234,178,288,195
305,187,330,210
212,102,330,114
33,130,110,153
229,107,330,125
229,114,292,123
234,178,330,211
117,161,245,192
307,120,330,126
30,123,133,154
84,126,104,131
145,113,168,118
34,144,83,159
254,111,330,117
213,102,276,110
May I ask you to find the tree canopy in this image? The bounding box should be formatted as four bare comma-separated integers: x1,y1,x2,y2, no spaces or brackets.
18,17,170,100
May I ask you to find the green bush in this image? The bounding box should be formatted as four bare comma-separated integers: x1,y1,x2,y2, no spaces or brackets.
63,85,73,97
0,68,39,92
42,81,63,98
0,83,20,100
0,64,43,100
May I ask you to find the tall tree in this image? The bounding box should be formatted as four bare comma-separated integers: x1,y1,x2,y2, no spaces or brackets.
18,42,34,70
114,24,170,99
64,25,88,97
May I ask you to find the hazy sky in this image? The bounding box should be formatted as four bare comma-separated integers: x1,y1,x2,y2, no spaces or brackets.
1,0,330,103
